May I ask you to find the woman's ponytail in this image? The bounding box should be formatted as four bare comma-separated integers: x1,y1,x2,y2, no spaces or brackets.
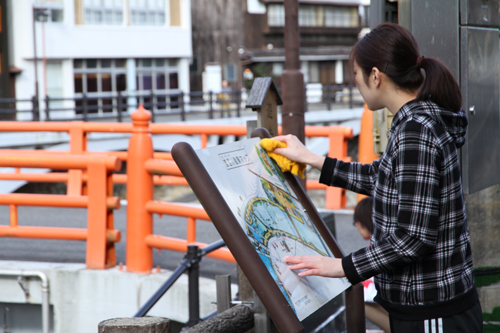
417,57,462,112
351,23,463,113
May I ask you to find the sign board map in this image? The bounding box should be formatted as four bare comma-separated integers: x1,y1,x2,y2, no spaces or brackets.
196,138,350,322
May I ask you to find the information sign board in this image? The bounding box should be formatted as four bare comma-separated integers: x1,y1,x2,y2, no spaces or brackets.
172,132,351,332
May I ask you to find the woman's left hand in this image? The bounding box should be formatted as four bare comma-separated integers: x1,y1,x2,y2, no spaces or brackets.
284,255,345,278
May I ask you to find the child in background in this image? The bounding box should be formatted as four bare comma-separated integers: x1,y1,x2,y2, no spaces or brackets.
354,197,391,333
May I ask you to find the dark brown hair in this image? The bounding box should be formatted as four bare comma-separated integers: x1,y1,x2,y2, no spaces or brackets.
349,23,462,112
353,197,373,232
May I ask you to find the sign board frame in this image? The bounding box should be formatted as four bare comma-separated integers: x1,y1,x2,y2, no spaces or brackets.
172,128,352,333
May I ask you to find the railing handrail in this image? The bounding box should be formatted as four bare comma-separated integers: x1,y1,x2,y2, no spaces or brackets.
0,153,121,171
0,121,353,138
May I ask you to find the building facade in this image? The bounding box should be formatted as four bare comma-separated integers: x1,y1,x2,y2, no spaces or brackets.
190,0,369,94
7,0,192,120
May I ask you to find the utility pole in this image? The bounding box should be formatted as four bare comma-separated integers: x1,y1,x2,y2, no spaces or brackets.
281,0,305,187
281,0,304,142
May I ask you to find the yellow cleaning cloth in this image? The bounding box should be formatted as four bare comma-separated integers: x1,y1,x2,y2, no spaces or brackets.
260,138,306,179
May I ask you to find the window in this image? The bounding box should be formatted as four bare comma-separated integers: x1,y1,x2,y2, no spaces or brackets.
268,4,359,28
130,0,166,26
309,62,320,83
73,59,127,114
268,4,285,27
34,0,64,23
136,58,178,91
299,5,324,27
224,64,237,82
83,0,123,25
76,0,173,26
46,62,64,107
136,58,180,111
190,57,200,74
359,5,369,27
325,7,358,28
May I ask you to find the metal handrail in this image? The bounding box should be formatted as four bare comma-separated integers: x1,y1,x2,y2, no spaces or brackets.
134,240,227,324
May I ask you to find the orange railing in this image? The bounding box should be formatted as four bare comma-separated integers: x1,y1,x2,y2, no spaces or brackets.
0,105,353,272
0,153,122,269
0,116,352,209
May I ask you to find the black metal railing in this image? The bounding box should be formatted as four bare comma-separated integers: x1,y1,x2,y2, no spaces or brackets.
0,84,362,122
134,240,227,327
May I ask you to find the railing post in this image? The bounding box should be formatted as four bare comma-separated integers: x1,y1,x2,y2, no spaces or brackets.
83,93,88,122
126,104,154,273
186,244,200,327
180,91,185,122
325,130,347,210
45,95,50,121
67,122,87,196
150,90,155,123
326,85,332,111
236,89,241,117
117,91,123,123
86,156,119,269
349,85,353,109
31,95,40,121
208,91,213,119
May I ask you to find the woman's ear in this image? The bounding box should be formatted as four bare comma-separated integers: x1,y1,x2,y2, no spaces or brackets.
371,67,382,88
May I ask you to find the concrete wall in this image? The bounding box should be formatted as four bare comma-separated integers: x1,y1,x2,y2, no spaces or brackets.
0,261,237,333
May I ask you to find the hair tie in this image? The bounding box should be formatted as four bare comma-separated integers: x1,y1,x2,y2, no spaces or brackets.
417,55,425,69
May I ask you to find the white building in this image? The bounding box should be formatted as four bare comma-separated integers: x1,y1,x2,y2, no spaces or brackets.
8,0,192,120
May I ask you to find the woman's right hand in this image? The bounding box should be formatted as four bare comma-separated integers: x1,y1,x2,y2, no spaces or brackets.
271,135,325,170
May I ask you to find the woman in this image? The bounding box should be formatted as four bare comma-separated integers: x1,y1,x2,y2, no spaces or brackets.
273,23,482,332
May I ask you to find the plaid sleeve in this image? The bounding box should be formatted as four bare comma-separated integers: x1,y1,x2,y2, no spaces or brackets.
343,121,442,284
319,157,380,196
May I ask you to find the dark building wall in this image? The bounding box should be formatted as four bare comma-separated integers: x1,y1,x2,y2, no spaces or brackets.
243,2,266,50
0,0,9,99
190,0,244,91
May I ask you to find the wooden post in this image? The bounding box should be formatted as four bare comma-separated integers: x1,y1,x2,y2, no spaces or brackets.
182,305,254,333
244,77,283,333
245,77,282,138
98,317,170,333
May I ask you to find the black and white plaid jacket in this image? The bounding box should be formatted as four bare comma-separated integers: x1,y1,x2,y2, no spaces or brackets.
320,100,478,320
